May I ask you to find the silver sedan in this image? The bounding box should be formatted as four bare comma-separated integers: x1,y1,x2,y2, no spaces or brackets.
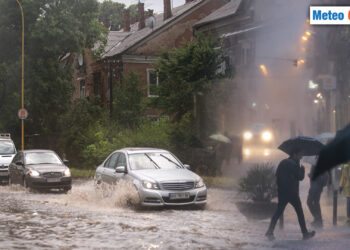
94,148,207,207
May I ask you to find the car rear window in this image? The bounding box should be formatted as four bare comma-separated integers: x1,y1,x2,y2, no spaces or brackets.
0,140,16,155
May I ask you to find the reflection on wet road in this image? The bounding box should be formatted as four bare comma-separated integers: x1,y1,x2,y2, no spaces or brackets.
1,180,350,249
0,181,270,249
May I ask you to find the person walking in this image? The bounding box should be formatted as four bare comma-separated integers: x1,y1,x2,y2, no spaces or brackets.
265,148,315,240
339,163,350,226
307,164,328,228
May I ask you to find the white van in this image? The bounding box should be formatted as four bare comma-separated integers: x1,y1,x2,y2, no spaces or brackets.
0,134,17,184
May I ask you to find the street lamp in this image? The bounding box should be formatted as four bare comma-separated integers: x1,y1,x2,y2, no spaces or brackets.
15,0,25,150
260,64,268,76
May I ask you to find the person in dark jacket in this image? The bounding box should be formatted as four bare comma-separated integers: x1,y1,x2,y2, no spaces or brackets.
265,149,315,240
307,164,328,228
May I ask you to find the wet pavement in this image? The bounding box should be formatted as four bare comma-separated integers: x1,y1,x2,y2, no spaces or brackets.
1,180,350,249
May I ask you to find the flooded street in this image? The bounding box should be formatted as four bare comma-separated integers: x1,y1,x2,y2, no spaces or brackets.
1,179,350,250
0,181,269,249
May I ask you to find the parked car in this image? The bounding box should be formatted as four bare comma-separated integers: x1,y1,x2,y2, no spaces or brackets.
9,149,72,192
94,148,207,207
0,133,16,184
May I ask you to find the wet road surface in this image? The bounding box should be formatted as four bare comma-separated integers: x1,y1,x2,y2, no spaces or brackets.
1,180,350,249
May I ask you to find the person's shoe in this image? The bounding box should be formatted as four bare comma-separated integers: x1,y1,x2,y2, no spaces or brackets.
303,231,316,240
265,232,275,241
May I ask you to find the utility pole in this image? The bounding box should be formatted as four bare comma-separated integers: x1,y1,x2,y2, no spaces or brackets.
16,0,25,150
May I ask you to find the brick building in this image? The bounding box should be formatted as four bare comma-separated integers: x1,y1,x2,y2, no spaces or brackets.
73,0,227,119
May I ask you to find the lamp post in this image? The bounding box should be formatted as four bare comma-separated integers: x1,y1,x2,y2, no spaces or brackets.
15,0,25,150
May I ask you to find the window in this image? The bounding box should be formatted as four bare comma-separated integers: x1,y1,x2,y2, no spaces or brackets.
80,80,85,98
239,40,253,66
116,153,126,167
147,69,160,97
105,153,120,169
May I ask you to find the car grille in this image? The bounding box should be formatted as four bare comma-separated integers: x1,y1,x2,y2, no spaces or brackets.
161,181,195,191
162,195,195,203
42,172,63,178
0,165,8,169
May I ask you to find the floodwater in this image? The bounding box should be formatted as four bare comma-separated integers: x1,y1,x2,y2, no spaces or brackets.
0,181,269,249
1,180,350,250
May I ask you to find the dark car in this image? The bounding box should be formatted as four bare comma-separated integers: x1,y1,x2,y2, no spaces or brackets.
9,149,72,192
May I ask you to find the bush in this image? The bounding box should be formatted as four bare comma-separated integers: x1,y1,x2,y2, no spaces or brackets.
82,119,173,169
238,163,277,202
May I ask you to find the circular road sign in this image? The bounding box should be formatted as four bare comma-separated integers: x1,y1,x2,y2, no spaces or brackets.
18,108,28,120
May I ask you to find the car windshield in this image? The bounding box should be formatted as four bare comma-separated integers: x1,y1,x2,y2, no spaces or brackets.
129,152,183,170
25,152,62,165
0,141,16,155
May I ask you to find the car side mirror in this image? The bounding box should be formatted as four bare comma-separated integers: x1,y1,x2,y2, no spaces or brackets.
184,164,191,170
63,159,69,164
115,166,126,173
16,161,24,166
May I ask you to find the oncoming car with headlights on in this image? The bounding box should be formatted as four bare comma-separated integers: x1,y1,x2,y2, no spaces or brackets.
8,150,72,192
242,123,274,159
94,148,207,207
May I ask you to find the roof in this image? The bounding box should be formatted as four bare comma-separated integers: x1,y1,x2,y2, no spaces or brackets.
194,0,242,28
20,149,56,153
119,148,170,154
101,0,203,58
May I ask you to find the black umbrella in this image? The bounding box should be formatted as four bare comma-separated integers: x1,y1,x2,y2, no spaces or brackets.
278,136,324,156
312,123,350,180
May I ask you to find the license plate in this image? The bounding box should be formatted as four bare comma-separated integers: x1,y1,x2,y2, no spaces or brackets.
169,193,190,200
0,172,8,176
46,178,61,182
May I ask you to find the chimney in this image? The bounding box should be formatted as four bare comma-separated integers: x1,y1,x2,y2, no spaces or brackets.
146,9,154,18
123,9,130,32
163,0,172,21
138,2,145,30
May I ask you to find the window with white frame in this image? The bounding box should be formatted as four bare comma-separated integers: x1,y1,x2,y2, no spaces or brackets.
147,69,159,97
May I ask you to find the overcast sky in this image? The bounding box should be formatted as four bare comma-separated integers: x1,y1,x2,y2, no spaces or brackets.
100,0,186,13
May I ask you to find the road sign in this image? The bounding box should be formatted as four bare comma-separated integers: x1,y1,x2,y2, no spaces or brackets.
18,108,28,120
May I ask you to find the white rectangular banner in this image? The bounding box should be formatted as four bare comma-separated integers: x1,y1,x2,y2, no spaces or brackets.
310,6,350,25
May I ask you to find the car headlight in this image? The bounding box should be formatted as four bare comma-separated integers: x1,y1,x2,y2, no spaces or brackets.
64,168,71,177
142,181,159,190
195,178,205,188
28,170,40,177
262,131,272,142
243,131,253,140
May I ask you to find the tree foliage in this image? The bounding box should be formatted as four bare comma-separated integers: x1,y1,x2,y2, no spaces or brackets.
154,33,228,122
112,71,145,128
0,0,106,148
99,0,125,31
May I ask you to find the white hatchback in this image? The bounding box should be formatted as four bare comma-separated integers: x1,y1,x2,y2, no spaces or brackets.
0,134,16,184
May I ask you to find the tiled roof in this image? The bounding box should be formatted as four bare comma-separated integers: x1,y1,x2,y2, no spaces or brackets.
101,0,203,58
194,0,242,28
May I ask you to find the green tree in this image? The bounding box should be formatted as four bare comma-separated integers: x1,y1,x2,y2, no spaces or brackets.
99,0,125,31
0,0,106,148
112,71,145,128
154,33,228,122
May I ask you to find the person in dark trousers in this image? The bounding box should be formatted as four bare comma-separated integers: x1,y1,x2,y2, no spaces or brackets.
307,165,328,228
265,149,315,240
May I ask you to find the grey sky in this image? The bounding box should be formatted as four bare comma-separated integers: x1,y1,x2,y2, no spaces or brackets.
99,0,186,14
